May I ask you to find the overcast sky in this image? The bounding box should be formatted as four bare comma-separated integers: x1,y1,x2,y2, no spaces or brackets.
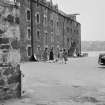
48,0,105,41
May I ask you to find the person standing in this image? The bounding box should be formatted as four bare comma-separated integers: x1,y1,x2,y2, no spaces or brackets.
49,48,54,62
63,49,68,64
57,48,60,62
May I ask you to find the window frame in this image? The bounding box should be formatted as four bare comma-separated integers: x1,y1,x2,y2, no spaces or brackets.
27,27,31,40
67,27,70,33
36,29,40,40
27,45,32,57
26,8,31,21
35,12,40,24
43,14,47,26
51,32,54,43
44,31,48,45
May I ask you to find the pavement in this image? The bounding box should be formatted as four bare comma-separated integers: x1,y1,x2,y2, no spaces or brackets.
1,56,105,105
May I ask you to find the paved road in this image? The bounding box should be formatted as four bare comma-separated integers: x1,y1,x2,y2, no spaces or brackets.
1,57,105,105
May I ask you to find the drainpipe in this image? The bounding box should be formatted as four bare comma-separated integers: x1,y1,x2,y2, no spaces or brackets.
63,18,65,49
78,24,81,55
30,0,37,61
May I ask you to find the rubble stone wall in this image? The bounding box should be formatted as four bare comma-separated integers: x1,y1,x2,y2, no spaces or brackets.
0,1,21,100
0,64,21,100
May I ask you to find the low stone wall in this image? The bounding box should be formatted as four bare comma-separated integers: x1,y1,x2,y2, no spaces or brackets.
0,63,21,100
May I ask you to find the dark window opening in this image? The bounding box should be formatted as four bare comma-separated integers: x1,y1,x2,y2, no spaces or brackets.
36,14,40,24
57,21,59,27
44,16,47,25
27,28,31,39
67,27,69,32
37,30,40,40
27,10,31,21
28,46,32,57
15,17,20,24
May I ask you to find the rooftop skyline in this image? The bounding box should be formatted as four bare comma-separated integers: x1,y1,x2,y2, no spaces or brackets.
8,0,105,41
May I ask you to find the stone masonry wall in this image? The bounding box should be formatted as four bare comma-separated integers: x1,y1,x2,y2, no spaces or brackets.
0,63,21,100
0,1,21,100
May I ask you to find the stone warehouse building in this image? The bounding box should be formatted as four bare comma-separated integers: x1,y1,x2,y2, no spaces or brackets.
17,0,81,61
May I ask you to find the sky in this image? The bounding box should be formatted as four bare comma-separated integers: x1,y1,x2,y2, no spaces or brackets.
48,0,105,41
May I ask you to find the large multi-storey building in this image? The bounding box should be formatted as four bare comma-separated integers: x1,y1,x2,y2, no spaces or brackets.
19,0,81,61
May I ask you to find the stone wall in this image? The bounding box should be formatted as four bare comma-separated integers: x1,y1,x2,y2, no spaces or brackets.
0,63,21,100
19,0,31,61
0,1,21,100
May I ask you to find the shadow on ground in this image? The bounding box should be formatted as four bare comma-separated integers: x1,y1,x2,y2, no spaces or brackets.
98,66,105,69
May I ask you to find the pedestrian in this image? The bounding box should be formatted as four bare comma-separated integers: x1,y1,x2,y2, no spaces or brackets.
63,49,68,64
57,48,60,62
49,48,54,63
59,49,63,64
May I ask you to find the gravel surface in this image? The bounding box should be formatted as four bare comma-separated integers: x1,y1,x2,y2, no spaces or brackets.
1,56,105,105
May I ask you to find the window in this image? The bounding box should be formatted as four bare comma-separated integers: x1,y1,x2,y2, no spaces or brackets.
51,32,54,43
27,27,31,39
77,23,78,27
70,20,72,24
15,17,20,24
27,46,32,57
64,36,67,45
36,13,40,24
26,9,31,21
67,27,69,33
67,38,69,43
50,20,53,26
70,29,72,33
57,45,60,49
50,20,53,31
37,45,40,50
27,0,30,5
44,8,47,14
74,22,76,27
37,45,41,55
44,31,48,45
36,30,40,40
36,1,39,7
57,21,59,28
43,15,47,26
77,30,79,34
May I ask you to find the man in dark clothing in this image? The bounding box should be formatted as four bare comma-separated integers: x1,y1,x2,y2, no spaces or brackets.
49,48,54,62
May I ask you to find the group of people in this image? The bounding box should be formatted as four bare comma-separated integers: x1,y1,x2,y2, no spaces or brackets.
58,49,68,64
36,47,68,64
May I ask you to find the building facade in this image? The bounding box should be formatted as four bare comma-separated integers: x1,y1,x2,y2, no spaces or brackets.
18,0,81,61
